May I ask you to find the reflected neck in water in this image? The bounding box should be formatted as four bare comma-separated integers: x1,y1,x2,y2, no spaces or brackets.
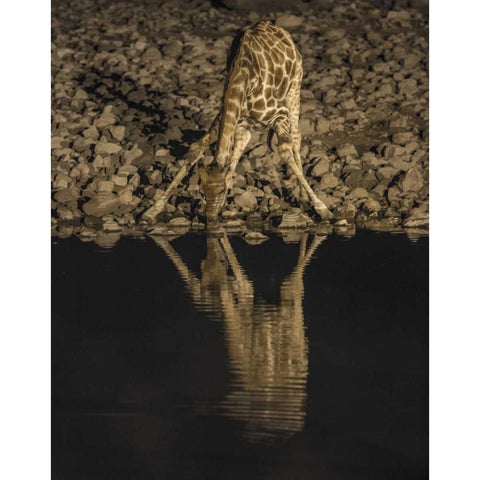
156,233,325,445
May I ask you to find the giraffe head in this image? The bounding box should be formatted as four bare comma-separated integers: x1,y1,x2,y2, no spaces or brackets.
198,160,226,226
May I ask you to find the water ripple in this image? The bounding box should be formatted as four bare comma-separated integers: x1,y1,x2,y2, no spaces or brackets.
156,233,325,444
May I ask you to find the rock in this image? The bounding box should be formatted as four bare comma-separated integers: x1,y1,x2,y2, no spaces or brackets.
398,167,424,192
111,175,128,187
97,180,115,193
243,231,269,245
54,188,78,204
324,28,345,40
359,217,401,233
110,126,125,142
392,132,414,145
235,190,257,210
390,156,412,172
82,194,121,217
117,189,133,204
155,148,170,157
361,172,379,190
95,112,116,129
402,53,421,69
383,144,405,157
349,187,369,199
315,117,330,134
82,126,99,139
340,99,357,110
386,10,411,22
53,173,70,190
299,117,316,135
95,142,122,155
344,169,364,188
52,136,68,149
117,164,138,176
377,166,399,182
315,76,336,89
234,174,247,188
162,41,183,59
123,145,144,164
362,152,386,168
168,217,191,228
56,205,80,221
223,219,245,230
399,78,418,95
276,14,302,28
311,158,329,177
366,30,383,46
361,198,382,215
142,46,162,62
334,223,356,237
221,209,240,219
404,215,429,228
319,173,339,189
337,144,358,158
387,186,402,203
334,202,357,220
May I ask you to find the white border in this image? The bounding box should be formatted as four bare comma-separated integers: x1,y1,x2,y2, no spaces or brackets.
1,1,480,479
1,1,51,479
430,0,480,478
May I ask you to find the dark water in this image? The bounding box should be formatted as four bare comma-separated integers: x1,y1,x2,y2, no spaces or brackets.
52,230,428,480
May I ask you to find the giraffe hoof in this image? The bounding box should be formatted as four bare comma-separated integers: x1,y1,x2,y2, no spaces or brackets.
141,208,158,224
315,205,333,220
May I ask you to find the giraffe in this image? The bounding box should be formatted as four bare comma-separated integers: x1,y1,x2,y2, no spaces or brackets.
155,232,325,444
142,20,332,225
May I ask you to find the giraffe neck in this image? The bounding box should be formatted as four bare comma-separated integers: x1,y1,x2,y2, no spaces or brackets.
214,50,250,168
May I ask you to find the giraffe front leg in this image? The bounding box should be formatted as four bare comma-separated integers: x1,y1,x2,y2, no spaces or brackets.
141,151,201,222
142,116,220,223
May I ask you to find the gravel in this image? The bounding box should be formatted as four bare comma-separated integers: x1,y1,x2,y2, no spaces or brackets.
51,0,429,242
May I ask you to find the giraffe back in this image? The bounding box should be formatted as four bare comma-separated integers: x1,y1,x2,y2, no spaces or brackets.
236,21,303,125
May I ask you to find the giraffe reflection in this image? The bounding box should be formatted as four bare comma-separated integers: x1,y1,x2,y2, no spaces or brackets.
156,233,325,444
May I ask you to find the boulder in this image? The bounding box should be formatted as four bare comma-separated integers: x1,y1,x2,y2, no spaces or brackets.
82,193,121,217
95,143,122,155
276,14,303,28
398,167,424,192
235,190,257,210
319,173,339,189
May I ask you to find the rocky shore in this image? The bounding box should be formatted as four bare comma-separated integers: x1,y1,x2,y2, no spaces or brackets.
51,0,429,242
